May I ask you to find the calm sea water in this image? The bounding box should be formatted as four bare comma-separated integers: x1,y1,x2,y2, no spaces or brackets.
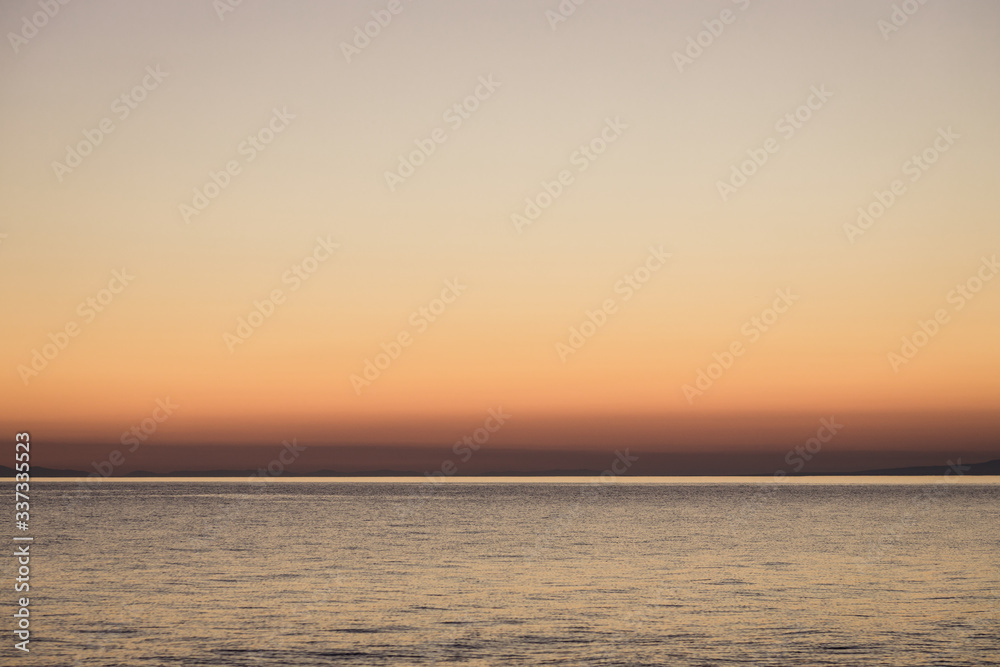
14,479,1000,666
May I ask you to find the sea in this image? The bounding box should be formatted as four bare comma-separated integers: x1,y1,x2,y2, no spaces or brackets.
10,477,1000,666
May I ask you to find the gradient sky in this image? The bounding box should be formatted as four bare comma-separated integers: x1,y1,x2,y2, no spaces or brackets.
2,0,998,470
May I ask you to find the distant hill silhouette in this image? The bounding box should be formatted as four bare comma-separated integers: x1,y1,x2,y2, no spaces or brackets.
837,458,1000,476
2,460,998,478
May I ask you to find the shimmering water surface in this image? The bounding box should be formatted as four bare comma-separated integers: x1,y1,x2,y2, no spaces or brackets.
16,479,1000,666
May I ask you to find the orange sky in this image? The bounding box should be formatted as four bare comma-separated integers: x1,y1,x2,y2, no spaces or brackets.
1,0,998,470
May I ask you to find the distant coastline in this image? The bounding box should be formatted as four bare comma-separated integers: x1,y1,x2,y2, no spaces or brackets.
4,459,999,479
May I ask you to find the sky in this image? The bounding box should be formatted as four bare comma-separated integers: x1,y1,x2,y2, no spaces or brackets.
1,0,998,473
